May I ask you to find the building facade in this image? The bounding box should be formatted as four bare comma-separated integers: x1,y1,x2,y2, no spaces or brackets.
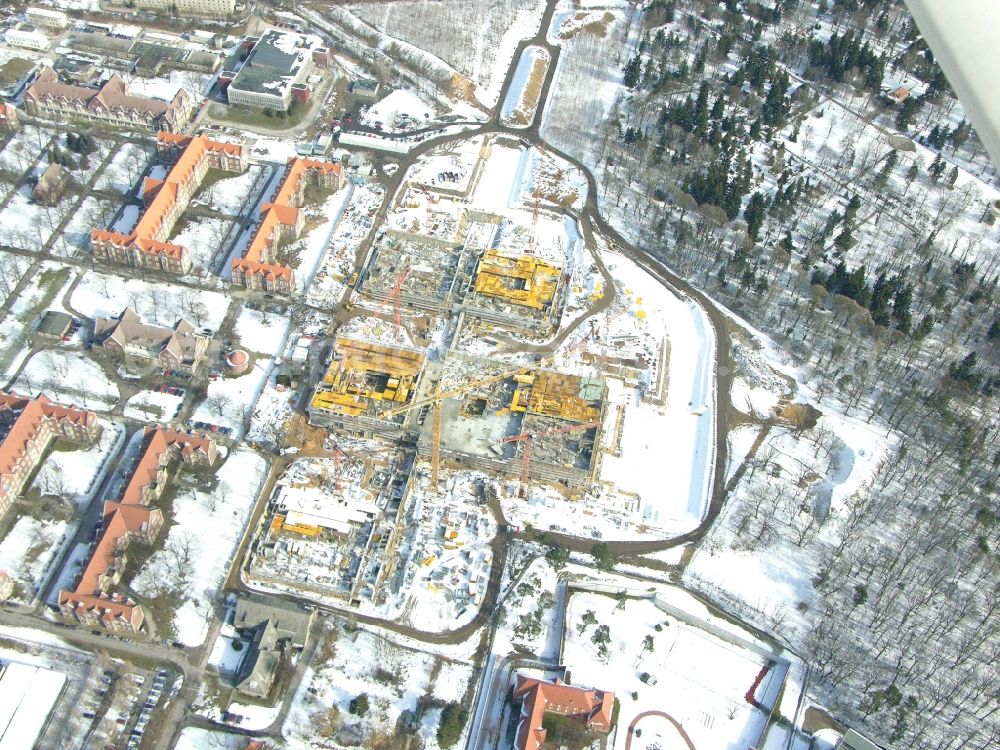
25,66,192,132
131,0,236,17
25,7,69,29
59,427,217,633
0,392,99,525
6,23,49,51
91,132,247,276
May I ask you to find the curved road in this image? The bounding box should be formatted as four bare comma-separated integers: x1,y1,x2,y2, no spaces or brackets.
624,711,698,750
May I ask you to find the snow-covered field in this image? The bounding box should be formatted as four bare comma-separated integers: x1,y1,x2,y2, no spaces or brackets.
596,250,716,532
685,410,892,640
234,306,291,357
123,390,183,423
171,215,234,274
283,625,461,749
191,358,272,434
0,262,76,381
71,271,229,331
561,588,782,750
361,87,433,131
199,165,264,216
53,196,116,258
0,517,66,600
13,350,118,410
29,418,124,507
132,448,267,645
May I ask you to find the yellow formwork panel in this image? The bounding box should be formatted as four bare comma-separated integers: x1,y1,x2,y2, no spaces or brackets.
474,250,562,310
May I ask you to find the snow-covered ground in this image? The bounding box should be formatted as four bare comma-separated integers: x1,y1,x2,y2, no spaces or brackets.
13,350,118,410
170,215,234,275
283,625,462,749
0,262,76,381
233,306,291,357
190,357,272,434
361,87,433,132
123,390,184,423
561,587,783,750
198,165,264,216
0,517,66,600
71,271,229,331
132,448,268,645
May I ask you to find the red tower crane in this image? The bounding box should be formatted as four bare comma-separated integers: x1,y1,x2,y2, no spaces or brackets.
384,269,410,341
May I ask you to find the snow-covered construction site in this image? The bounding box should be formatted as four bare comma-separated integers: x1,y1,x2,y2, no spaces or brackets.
240,132,719,626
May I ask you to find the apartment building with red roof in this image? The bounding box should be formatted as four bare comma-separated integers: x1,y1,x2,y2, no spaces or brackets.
231,156,344,294
0,392,99,526
58,426,217,633
91,132,247,276
513,675,615,750
25,66,192,132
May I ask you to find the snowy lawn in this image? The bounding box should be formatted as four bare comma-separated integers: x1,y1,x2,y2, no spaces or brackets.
198,165,264,216
123,390,184,424
13,350,119,411
191,358,273,434
283,626,448,749
0,182,75,252
95,142,154,195
52,196,117,258
0,262,76,381
28,418,124,507
0,517,66,601
562,590,780,750
170,215,234,274
132,448,268,646
71,271,230,331
234,306,291,357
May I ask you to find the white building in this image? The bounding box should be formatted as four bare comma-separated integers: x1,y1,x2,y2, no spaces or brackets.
25,6,68,29
6,22,49,51
225,30,326,112
131,0,236,17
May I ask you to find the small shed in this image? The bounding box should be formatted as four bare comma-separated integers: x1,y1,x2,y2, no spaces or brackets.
36,310,73,340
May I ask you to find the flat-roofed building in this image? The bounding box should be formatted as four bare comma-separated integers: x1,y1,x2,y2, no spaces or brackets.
6,22,49,51
25,6,69,29
226,30,325,112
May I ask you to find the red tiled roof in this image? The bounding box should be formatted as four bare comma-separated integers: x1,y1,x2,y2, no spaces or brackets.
60,427,216,628
0,392,95,487
92,132,244,265
233,156,341,283
513,676,614,750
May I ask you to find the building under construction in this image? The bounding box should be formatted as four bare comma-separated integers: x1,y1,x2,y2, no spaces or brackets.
463,249,566,335
410,353,607,488
307,337,427,436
